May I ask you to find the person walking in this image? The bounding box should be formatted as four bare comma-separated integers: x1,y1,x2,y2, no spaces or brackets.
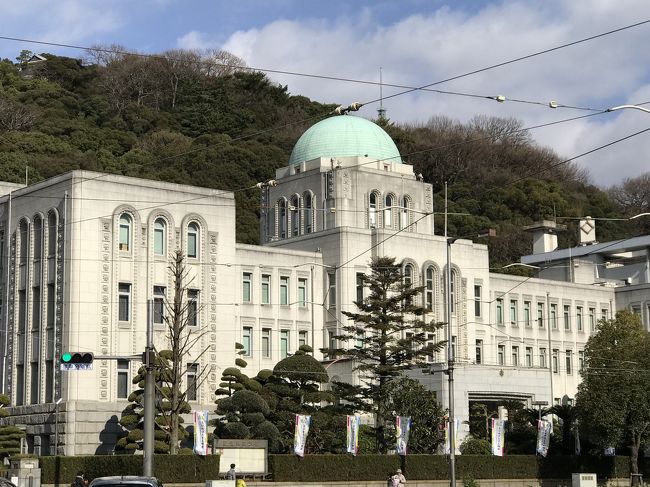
71,472,85,487
226,464,237,480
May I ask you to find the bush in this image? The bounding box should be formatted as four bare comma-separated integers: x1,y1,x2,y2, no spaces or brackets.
460,437,491,455
40,454,219,483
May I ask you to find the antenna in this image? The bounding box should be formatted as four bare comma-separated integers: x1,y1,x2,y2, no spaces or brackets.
377,67,386,119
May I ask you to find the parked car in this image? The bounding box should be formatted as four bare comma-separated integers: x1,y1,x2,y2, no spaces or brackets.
89,477,162,487
0,478,17,487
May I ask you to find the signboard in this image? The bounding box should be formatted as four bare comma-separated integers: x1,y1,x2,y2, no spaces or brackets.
60,363,93,371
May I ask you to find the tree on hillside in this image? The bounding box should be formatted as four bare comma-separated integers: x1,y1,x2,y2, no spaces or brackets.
576,311,650,474
330,256,445,453
609,172,650,235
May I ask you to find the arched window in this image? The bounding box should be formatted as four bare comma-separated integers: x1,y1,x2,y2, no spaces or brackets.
187,222,199,258
290,195,300,237
278,199,287,239
33,215,42,261
48,211,57,257
369,192,377,228
119,213,132,251
400,195,411,230
450,270,457,313
404,264,414,305
425,266,435,311
384,194,393,228
153,218,166,256
19,219,28,264
303,192,313,234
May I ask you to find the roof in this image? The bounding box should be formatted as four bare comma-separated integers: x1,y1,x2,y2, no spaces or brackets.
521,235,650,264
288,115,402,165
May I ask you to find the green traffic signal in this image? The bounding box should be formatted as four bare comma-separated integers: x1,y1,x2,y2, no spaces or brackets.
62,352,72,363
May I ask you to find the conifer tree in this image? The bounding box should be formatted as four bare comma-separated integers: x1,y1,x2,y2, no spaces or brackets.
331,256,445,453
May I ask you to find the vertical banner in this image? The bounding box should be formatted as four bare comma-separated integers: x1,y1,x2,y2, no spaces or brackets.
443,418,462,455
395,416,412,455
294,414,311,457
536,419,552,457
491,418,505,456
346,415,361,455
193,410,209,456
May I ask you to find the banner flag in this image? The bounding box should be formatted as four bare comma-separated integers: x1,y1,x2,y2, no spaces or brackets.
395,416,412,455
294,414,311,457
346,415,361,455
193,410,209,456
491,418,506,456
444,418,462,455
536,419,552,457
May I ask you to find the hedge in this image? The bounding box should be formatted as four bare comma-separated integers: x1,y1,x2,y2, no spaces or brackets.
39,454,220,484
268,454,631,482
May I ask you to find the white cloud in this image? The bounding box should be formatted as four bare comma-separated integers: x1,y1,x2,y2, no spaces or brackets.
176,30,220,50
220,0,650,187
0,0,122,58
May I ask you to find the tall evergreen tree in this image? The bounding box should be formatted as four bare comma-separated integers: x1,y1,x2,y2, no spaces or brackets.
331,256,445,453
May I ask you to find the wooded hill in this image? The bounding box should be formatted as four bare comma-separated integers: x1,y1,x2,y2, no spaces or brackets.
0,49,641,267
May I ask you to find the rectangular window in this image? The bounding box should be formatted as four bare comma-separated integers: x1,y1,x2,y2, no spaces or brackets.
589,308,596,331
117,360,129,399
550,304,558,329
496,298,503,324
355,329,365,349
475,339,483,364
451,336,457,360
525,347,533,367
328,330,336,354
426,333,435,362
578,351,585,372
497,345,505,365
298,278,307,307
280,330,290,358
242,272,252,303
474,285,482,317
356,273,365,304
511,346,519,366
261,274,270,304
328,272,336,309
118,283,131,322
153,286,166,325
537,302,544,328
601,308,608,320
564,305,571,331
32,287,41,331
243,327,252,356
119,222,130,251
186,364,198,401
262,328,271,358
187,289,198,327
298,330,308,348
280,276,289,305
565,350,572,375
540,348,547,368
552,349,559,374
510,300,518,326
524,301,531,327
576,306,583,332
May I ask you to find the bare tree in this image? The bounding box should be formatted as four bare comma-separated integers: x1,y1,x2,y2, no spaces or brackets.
158,250,211,454
0,96,36,132
202,49,247,77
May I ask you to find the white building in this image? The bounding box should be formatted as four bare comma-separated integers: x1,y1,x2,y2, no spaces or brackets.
0,114,645,454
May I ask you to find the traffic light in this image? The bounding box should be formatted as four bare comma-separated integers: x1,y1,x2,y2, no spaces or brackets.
60,352,94,370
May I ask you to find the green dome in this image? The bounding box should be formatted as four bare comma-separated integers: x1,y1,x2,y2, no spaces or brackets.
288,115,402,165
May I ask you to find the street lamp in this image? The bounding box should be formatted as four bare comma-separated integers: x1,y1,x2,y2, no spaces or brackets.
54,398,62,456
446,229,495,487
606,104,650,115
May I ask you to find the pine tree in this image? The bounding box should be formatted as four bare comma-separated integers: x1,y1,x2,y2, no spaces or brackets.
332,256,445,453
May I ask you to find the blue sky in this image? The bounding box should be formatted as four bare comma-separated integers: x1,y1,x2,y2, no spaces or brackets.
1,0,650,186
